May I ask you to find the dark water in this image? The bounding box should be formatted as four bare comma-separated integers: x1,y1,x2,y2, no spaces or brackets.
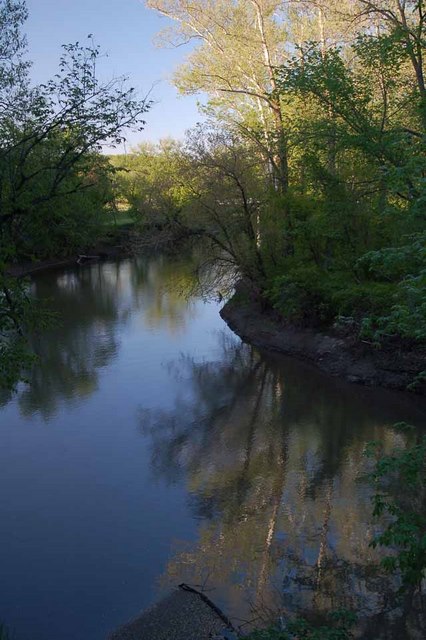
0,254,425,640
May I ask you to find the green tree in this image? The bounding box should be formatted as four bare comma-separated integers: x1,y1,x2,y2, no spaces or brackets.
270,29,426,338
0,0,149,391
110,139,188,224
146,0,290,192
354,0,426,129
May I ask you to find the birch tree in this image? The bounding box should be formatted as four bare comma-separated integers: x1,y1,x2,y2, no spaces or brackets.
146,0,290,191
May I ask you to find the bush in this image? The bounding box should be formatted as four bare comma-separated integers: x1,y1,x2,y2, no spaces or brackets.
356,235,426,283
360,270,426,342
367,426,426,592
330,281,396,317
246,610,356,640
267,266,395,329
267,265,336,326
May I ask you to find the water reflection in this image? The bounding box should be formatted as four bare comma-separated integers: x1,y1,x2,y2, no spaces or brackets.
1,253,425,640
141,335,426,638
17,267,123,419
4,254,203,419
128,253,199,334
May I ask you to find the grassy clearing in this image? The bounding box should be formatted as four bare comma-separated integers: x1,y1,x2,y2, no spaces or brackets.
104,212,136,229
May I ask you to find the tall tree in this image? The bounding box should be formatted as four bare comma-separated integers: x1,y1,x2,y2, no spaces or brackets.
354,0,426,130
146,0,290,191
0,0,149,390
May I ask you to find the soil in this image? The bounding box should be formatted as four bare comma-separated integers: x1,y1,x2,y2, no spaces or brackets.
220,289,426,395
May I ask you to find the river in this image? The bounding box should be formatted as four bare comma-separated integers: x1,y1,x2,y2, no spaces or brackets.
0,253,425,640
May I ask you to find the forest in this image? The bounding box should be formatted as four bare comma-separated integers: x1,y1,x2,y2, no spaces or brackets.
111,0,426,351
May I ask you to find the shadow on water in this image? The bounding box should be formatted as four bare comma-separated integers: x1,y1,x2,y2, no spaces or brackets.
141,334,426,638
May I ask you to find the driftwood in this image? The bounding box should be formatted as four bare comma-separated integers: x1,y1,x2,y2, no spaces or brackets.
76,254,100,265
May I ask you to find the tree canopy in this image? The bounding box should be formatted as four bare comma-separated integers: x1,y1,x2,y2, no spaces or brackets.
132,0,425,358
0,0,149,389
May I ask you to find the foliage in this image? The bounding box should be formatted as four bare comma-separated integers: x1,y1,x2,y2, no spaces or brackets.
112,126,268,289
109,139,189,223
263,32,424,341
0,33,148,257
268,266,395,327
360,271,426,342
146,0,289,191
140,1,425,356
355,235,426,340
366,426,426,592
0,0,149,391
3,0,425,390
246,610,356,640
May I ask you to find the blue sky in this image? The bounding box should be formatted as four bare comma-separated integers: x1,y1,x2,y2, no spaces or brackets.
25,0,202,148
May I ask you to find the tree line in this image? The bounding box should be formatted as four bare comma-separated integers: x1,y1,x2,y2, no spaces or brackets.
114,0,425,348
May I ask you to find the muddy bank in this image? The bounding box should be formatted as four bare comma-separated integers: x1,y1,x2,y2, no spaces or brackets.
220,292,426,394
6,224,193,278
6,229,134,278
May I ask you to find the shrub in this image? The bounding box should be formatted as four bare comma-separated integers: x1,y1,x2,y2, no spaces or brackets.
367,427,426,592
267,266,395,329
246,610,356,640
361,270,426,341
267,265,335,326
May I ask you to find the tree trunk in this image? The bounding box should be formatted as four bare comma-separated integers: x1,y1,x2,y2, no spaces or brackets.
252,0,289,193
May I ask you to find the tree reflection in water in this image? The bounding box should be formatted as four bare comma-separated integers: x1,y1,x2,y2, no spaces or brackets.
11,264,128,419
0,252,204,418
141,334,426,638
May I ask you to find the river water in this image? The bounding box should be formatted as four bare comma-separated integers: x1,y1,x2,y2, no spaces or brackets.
0,254,425,640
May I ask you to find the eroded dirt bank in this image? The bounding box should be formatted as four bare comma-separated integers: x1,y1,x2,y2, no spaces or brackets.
220,292,426,395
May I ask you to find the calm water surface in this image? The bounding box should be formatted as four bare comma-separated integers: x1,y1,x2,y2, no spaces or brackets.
0,254,425,640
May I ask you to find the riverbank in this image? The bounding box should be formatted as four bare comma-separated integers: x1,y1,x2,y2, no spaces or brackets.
6,227,134,278
220,290,426,394
6,223,193,278
7,238,425,395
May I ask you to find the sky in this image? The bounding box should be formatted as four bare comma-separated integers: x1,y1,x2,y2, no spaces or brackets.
25,0,203,149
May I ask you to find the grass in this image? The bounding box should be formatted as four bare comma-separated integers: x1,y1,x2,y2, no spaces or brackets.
104,212,136,228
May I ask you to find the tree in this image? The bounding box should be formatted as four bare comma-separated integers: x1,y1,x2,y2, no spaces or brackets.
181,126,268,285
136,1,426,359
110,139,188,225
146,0,290,191
354,1,426,129
0,0,150,391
